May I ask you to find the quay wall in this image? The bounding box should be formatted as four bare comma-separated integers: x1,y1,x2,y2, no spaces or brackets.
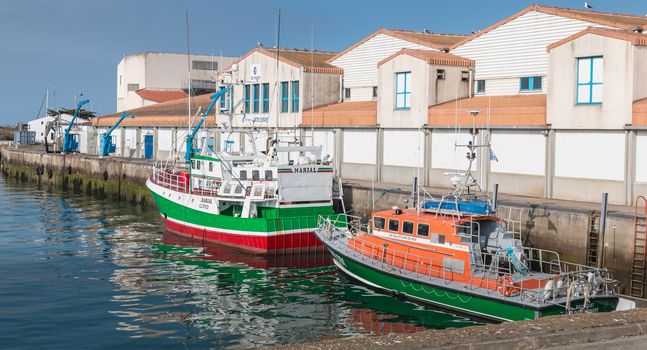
0,146,642,293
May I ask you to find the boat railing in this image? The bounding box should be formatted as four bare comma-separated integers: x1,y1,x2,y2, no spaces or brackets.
317,215,617,306
151,161,191,193
497,205,526,241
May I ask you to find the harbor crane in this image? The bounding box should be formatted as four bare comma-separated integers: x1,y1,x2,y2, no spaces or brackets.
100,112,134,156
185,88,230,163
62,99,89,154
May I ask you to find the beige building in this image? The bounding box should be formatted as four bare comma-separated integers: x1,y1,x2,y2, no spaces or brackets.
117,52,236,111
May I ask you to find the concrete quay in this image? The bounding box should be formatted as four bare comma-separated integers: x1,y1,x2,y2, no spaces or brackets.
271,307,647,350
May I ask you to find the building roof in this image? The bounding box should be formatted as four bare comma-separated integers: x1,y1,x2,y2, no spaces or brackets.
235,47,343,74
135,88,188,103
547,27,647,52
633,98,647,126
302,101,377,127
377,49,475,68
328,28,467,63
450,4,647,49
428,94,546,127
92,93,217,127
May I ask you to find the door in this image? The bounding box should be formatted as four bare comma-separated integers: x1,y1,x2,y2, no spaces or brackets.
144,134,154,159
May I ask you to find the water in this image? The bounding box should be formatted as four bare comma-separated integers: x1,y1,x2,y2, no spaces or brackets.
0,176,483,349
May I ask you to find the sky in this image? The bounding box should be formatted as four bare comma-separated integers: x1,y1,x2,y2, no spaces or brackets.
0,0,645,125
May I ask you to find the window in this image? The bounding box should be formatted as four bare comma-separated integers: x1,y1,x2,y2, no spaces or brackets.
577,56,603,104
475,80,485,94
344,88,351,99
461,71,470,81
196,161,201,170
209,162,213,172
395,72,411,109
252,170,260,180
431,233,446,244
291,81,299,112
223,183,232,193
127,83,139,92
520,76,542,92
265,170,273,180
235,185,243,194
281,82,289,113
437,69,446,80
219,87,227,109
372,86,378,98
402,221,414,234
191,160,195,169
388,219,400,232
192,60,218,71
374,217,386,230
239,170,247,180
262,83,270,113
244,85,251,113
417,223,429,237
252,84,260,113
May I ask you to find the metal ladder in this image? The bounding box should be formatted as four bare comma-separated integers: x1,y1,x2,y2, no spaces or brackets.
332,178,346,213
585,211,600,267
630,196,647,298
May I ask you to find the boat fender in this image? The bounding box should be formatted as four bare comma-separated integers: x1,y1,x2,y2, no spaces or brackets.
543,279,554,301
497,275,518,297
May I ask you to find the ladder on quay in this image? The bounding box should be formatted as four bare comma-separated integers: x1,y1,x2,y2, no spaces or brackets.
630,196,647,298
586,211,601,268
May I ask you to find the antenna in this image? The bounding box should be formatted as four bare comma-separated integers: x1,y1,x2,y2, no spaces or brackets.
186,10,192,135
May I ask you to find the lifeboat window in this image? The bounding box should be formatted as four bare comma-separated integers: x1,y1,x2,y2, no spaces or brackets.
197,161,201,170
373,217,386,230
209,162,213,172
252,170,260,180
240,170,247,180
402,221,414,234
417,223,429,237
265,170,273,180
431,233,445,244
388,219,399,232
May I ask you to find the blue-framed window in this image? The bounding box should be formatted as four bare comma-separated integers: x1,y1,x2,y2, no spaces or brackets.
291,81,299,112
219,87,227,109
475,79,485,94
280,81,289,113
261,83,270,113
520,76,542,92
395,72,411,109
252,84,260,113
576,56,603,104
243,85,250,113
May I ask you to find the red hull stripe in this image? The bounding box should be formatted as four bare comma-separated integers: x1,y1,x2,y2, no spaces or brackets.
162,216,323,254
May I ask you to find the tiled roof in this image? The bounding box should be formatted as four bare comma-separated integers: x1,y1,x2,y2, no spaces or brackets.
377,49,475,68
235,47,343,74
328,29,467,63
450,4,647,49
428,94,546,127
135,88,188,103
633,98,647,126
302,101,377,127
547,27,647,52
92,93,217,127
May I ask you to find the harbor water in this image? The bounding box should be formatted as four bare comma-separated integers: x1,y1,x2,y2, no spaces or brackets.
0,175,483,349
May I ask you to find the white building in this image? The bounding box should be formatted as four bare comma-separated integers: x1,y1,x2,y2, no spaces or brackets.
27,114,89,144
117,52,237,111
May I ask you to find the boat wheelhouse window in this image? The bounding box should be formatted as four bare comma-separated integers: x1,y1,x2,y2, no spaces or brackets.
209,162,213,172
235,185,243,194
402,221,414,234
239,170,247,180
252,170,260,181
223,183,232,193
191,160,195,169
373,217,386,230
196,161,201,170
265,170,273,180
431,233,445,244
388,219,399,232
417,223,429,237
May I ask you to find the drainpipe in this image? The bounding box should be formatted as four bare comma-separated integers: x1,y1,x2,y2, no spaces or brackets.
338,74,344,102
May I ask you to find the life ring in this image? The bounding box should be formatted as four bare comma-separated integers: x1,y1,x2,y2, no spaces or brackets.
497,275,518,297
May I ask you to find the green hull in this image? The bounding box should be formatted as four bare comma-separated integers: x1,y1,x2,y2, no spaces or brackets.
327,248,618,322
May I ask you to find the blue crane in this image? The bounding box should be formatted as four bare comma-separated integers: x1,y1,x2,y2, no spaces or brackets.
185,88,229,163
100,112,134,156
62,99,90,154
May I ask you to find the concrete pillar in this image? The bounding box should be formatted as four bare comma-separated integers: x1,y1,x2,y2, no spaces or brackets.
423,128,432,187
334,128,343,178
544,129,556,199
153,127,159,160
135,127,142,158
214,128,221,152
625,129,637,205
119,127,126,157
376,128,384,182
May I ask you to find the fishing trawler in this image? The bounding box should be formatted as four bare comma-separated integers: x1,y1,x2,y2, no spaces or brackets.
147,77,345,255
315,121,619,321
